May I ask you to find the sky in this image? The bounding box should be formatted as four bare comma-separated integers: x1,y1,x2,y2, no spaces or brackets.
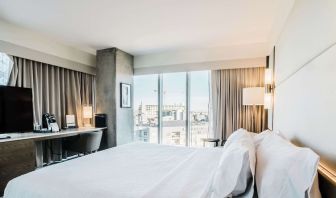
134,71,210,112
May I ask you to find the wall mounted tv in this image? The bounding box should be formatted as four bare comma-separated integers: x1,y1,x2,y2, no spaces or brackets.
0,86,33,133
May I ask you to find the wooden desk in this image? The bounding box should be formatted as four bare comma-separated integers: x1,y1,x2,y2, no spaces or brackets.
0,127,106,167
0,127,106,143
0,127,106,195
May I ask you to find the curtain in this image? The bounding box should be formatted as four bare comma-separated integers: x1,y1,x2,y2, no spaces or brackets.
8,56,96,128
211,67,267,141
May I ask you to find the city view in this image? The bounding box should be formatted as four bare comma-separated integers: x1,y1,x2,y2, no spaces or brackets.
133,71,211,147
0,53,12,85
134,104,209,146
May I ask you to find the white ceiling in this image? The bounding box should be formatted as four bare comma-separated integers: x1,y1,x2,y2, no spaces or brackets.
0,0,291,56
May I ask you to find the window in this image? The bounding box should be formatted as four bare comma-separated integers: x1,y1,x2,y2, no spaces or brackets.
133,74,159,143
0,52,13,85
133,70,211,147
162,72,187,146
190,71,210,147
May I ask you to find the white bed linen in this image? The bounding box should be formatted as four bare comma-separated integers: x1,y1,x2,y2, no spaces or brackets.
255,133,319,198
5,142,225,198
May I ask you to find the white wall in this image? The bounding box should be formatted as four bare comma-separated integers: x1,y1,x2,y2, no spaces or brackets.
134,57,266,75
272,0,336,169
0,20,96,72
134,42,268,69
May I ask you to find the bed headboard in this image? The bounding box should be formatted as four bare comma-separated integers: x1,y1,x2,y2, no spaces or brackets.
273,42,336,169
271,0,336,196
272,42,336,195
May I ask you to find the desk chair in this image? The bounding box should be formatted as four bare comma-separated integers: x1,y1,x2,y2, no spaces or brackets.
64,131,102,156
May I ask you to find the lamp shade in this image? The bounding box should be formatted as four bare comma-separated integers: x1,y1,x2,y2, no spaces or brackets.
243,87,264,105
83,106,93,118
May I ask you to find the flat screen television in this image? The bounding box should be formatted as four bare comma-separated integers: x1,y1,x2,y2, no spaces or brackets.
0,86,34,133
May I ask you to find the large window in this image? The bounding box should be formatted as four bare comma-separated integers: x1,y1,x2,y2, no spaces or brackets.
133,70,211,147
162,72,187,146
0,52,13,85
133,74,159,143
190,71,210,147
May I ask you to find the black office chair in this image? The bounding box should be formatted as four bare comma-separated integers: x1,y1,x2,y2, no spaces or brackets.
64,131,102,156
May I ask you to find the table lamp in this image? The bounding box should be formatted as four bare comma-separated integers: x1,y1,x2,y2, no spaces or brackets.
243,87,264,106
243,87,264,131
83,106,93,127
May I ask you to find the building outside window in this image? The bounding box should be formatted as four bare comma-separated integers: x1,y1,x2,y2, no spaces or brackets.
133,74,159,143
0,52,13,85
133,71,211,147
162,72,187,146
189,71,210,147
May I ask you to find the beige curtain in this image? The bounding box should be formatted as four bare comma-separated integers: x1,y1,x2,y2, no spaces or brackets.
8,56,96,128
211,67,267,140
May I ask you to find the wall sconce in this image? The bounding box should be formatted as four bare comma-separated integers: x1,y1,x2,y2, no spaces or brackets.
264,56,274,109
264,92,273,109
264,68,273,85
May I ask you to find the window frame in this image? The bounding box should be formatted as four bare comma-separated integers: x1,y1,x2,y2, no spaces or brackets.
134,70,210,146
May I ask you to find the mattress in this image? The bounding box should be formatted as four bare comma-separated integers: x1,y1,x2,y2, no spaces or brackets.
4,142,224,198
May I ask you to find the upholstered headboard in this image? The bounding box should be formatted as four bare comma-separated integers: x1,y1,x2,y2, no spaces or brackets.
273,41,336,169
271,0,336,196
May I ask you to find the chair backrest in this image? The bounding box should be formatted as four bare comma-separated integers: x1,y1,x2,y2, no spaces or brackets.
71,131,103,153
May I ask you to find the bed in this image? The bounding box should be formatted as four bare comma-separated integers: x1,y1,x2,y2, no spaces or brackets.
4,129,320,198
4,142,227,198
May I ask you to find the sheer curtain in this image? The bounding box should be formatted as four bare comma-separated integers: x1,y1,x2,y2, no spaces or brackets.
8,56,96,128
211,67,267,141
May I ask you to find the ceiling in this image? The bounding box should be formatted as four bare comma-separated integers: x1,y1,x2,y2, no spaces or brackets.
0,0,292,56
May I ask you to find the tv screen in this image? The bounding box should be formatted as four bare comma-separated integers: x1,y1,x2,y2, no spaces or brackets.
0,86,34,133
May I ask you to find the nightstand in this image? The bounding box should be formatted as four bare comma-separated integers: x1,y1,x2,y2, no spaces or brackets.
201,138,220,147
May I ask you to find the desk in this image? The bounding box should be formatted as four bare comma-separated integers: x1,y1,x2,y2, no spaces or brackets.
0,127,106,143
0,127,106,167
0,127,106,196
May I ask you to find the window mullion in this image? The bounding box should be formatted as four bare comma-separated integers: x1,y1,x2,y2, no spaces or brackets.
186,72,191,147
158,74,163,144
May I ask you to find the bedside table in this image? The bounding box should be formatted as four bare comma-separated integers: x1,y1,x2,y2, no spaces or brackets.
201,138,220,147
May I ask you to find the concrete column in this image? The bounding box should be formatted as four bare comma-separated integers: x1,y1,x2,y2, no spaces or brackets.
96,48,134,147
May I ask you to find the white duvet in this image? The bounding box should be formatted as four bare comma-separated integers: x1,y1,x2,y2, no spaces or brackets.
4,142,224,198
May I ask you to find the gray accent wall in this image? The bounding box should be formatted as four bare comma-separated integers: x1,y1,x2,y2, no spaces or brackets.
116,50,134,145
96,48,134,147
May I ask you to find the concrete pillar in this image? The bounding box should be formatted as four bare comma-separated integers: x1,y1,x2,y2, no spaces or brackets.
96,48,134,147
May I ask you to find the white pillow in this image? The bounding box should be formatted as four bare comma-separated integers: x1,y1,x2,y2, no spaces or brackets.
211,129,256,198
252,129,272,148
224,128,245,144
256,133,319,198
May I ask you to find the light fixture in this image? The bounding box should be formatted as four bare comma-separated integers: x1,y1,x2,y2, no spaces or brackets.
264,68,273,85
243,87,264,132
264,93,273,109
243,87,264,106
264,56,274,109
83,106,93,127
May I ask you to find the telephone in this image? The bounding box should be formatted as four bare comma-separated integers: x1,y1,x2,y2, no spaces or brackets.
42,113,60,132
